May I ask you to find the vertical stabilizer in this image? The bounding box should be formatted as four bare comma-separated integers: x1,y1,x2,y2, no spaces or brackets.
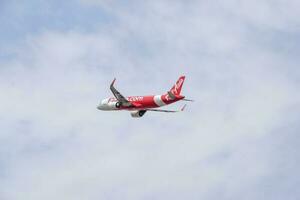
170,76,185,95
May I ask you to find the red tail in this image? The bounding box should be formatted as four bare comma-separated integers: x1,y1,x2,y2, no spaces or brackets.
170,76,185,95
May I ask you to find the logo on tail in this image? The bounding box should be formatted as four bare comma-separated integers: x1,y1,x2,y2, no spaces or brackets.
170,76,185,95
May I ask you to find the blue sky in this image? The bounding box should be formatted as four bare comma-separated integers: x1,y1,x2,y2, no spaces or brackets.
0,0,300,199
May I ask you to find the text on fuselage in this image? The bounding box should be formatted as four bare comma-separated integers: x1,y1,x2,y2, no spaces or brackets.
108,96,144,102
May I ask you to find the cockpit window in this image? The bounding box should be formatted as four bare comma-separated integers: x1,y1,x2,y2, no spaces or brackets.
108,98,117,103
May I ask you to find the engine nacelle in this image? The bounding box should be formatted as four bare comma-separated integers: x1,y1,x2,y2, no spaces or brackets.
130,110,147,118
115,102,121,108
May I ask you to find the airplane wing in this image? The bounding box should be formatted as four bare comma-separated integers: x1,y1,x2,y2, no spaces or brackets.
110,78,132,107
146,104,187,113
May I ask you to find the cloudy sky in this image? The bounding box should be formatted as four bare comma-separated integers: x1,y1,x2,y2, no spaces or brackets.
0,0,300,199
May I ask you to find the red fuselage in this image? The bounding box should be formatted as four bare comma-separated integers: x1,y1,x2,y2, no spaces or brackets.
98,94,184,111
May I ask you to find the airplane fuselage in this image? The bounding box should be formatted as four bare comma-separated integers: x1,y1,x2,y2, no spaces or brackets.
97,94,184,111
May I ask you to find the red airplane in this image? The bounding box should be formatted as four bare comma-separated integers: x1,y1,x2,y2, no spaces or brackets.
97,76,193,117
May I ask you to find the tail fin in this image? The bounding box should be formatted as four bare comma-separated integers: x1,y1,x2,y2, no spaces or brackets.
170,76,185,95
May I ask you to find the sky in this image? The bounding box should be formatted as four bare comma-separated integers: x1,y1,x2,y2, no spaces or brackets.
0,0,300,199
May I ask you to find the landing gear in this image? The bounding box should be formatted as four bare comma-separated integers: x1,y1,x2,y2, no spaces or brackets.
138,110,147,117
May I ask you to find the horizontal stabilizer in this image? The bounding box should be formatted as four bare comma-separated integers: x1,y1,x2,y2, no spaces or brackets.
182,98,194,102
146,104,187,113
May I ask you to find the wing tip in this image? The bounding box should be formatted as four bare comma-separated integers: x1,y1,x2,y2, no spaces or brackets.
111,78,116,86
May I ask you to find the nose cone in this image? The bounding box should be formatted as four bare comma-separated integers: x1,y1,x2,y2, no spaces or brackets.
97,99,109,110
97,104,104,110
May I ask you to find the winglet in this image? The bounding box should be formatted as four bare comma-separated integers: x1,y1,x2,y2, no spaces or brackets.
111,78,116,87
181,104,187,111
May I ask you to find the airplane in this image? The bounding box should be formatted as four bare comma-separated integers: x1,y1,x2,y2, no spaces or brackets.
97,76,193,118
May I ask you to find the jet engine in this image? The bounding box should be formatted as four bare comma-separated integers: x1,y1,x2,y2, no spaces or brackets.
130,110,147,118
115,102,122,108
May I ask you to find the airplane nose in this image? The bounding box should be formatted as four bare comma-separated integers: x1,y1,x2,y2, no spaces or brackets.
97,104,104,110
97,99,109,110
